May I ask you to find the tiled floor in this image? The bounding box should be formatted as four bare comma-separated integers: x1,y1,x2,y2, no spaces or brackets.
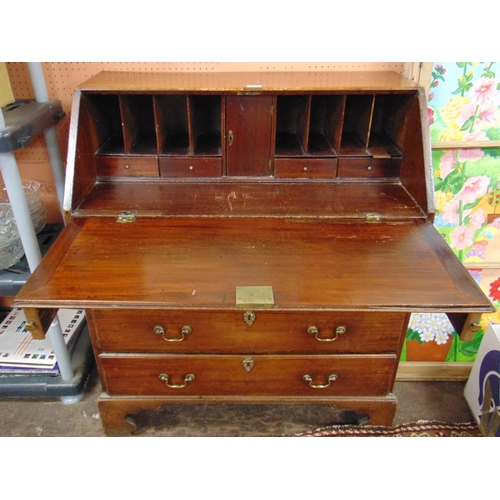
0,363,476,437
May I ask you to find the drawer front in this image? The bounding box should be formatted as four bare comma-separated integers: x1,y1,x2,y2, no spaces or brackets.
99,354,396,397
274,158,338,178
337,157,401,178
95,156,159,177
90,309,406,354
159,157,222,177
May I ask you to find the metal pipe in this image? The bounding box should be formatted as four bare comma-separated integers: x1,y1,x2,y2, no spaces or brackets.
27,62,65,215
0,109,42,270
26,62,49,102
1,107,74,381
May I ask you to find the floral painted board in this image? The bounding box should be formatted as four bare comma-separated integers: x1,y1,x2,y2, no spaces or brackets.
402,62,500,363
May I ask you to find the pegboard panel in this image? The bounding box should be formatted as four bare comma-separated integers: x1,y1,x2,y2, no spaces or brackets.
5,62,405,222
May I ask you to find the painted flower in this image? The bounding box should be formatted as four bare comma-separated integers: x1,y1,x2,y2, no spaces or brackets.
457,148,484,163
439,124,465,142
468,269,483,285
457,102,498,130
480,310,500,330
428,107,435,126
488,276,500,302
468,208,486,229
435,331,451,345
450,225,476,250
409,313,454,344
408,313,425,333
439,150,456,179
455,175,490,204
457,132,488,163
434,190,453,212
465,242,487,261
477,103,498,124
470,77,497,105
441,97,470,125
463,130,488,142
419,330,435,342
442,198,471,224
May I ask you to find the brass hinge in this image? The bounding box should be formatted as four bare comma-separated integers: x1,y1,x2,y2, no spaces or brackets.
117,211,137,223
365,213,382,223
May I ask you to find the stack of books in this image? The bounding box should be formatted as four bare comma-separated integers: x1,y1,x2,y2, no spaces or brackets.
0,308,86,376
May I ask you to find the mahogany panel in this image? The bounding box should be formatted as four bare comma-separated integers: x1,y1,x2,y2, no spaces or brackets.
399,88,433,215
226,95,274,176
76,71,418,93
90,309,408,354
159,157,222,178
274,159,337,179
337,158,401,178
73,181,424,218
95,156,159,177
99,354,397,397
119,95,157,155
15,217,492,312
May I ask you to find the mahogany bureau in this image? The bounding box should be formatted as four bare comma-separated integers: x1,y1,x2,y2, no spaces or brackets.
15,70,493,436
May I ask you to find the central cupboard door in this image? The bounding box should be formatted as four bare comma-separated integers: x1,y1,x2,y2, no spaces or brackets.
226,96,275,176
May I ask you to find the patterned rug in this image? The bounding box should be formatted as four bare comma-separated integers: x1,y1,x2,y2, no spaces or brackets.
287,420,483,437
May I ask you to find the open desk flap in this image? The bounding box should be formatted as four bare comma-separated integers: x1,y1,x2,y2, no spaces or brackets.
15,217,493,314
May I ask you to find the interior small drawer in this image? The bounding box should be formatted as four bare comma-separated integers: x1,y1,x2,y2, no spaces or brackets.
95,155,159,177
89,309,407,354
274,158,338,178
99,354,397,397
159,157,222,177
337,157,402,178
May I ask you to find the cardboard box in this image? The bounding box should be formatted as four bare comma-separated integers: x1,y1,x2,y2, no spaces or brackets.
0,63,14,107
464,323,500,436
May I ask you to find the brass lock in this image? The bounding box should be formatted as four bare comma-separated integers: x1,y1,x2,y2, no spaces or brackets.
243,311,256,327
243,357,254,372
228,130,234,146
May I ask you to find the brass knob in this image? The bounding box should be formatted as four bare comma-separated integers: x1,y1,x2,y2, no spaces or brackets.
25,321,36,332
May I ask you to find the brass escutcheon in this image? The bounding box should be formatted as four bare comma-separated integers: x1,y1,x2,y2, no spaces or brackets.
243,311,256,327
307,325,347,342
243,357,254,372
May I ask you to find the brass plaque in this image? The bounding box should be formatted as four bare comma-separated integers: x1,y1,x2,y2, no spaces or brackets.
236,286,274,309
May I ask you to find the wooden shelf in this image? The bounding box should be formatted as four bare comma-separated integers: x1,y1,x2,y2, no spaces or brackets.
73,179,425,218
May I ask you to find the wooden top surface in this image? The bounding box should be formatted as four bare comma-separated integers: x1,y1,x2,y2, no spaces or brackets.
16,217,492,313
74,180,425,218
76,71,419,93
